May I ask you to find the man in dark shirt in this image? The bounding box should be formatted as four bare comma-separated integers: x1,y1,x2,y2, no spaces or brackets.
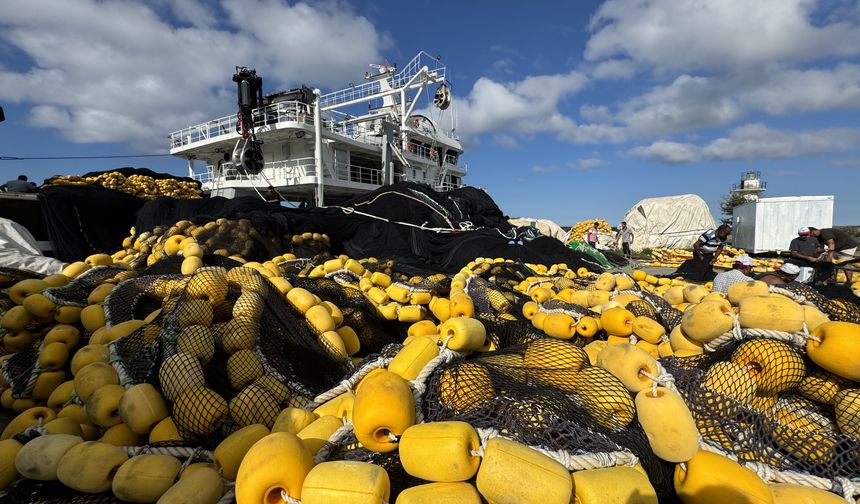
788,227,820,266
263,185,283,205
810,227,858,283
0,175,37,193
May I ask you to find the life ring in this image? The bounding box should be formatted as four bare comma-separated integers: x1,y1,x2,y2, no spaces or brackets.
407,144,416,153
429,148,438,161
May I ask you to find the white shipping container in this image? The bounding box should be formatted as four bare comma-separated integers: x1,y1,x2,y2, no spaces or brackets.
732,196,834,253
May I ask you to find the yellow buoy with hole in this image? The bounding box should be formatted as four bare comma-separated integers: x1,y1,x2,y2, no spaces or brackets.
571,466,658,504
596,343,658,393
158,466,224,504
437,317,486,352
674,450,773,504
352,370,414,453
296,415,343,456
680,302,734,343
635,387,699,462
388,336,440,381
118,383,169,435
301,461,390,504
14,433,83,481
0,439,23,490
273,407,318,435
398,421,480,482
807,322,860,381
476,437,572,504
112,454,182,503
2,407,57,440
395,482,481,504
213,424,269,481
57,441,129,493
235,432,313,504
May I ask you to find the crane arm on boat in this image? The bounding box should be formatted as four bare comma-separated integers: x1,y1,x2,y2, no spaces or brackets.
231,66,265,175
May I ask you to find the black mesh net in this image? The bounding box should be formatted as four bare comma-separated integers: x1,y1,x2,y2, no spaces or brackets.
43,266,128,308
779,282,860,324
145,267,353,446
667,340,860,483
0,480,122,504
421,343,677,500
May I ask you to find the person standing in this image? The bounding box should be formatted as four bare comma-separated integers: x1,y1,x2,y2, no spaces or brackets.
587,222,599,248
615,221,634,258
809,227,858,283
263,185,283,205
712,255,754,294
1,175,37,193
677,224,732,282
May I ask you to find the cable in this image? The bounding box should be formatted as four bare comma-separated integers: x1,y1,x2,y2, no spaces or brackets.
0,154,172,161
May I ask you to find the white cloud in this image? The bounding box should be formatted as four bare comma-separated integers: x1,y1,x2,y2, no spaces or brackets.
0,0,385,149
586,0,860,73
830,159,860,167
455,70,588,137
616,74,744,137
591,59,636,80
629,140,700,164
741,63,860,114
583,63,860,141
631,124,860,163
492,134,520,149
572,157,606,169
531,165,560,173
492,57,515,75
438,69,633,146
579,104,613,123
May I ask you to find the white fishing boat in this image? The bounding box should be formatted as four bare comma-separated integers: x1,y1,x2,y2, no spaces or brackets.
168,51,466,205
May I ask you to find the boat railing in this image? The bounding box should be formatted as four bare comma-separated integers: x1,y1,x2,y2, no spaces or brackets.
170,101,316,147
331,161,383,185
170,101,385,149
197,157,317,184
318,51,446,109
407,143,440,161
435,180,462,191
197,157,382,187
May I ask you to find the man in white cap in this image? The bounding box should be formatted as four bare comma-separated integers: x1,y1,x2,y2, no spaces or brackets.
758,262,801,286
788,227,821,283
712,255,754,294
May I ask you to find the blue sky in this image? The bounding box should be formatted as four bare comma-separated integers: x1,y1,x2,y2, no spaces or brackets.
1,0,859,225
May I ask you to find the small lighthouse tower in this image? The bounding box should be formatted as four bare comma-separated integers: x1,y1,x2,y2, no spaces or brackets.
731,171,767,201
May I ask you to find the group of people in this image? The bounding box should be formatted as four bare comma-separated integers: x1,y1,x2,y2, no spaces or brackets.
583,221,634,259
685,224,857,292
787,226,857,284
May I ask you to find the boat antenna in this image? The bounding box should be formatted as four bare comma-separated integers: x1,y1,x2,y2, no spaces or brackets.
231,66,265,175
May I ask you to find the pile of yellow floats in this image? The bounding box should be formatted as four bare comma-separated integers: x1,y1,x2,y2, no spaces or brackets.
644,247,784,273
44,172,202,200
0,244,858,504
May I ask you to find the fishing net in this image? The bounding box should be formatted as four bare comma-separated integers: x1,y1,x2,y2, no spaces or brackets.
3,182,860,503
667,341,860,497
421,346,677,500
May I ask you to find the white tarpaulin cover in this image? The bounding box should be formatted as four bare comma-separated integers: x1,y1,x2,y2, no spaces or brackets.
0,218,65,274
509,217,567,241
622,194,717,252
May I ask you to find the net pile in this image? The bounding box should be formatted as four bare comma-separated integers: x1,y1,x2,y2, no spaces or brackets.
43,168,202,200
0,215,859,503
